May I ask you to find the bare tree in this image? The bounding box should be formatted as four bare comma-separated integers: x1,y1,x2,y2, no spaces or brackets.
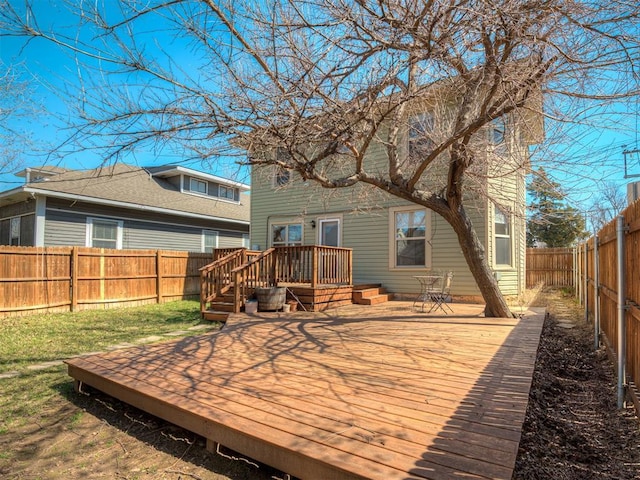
2,0,639,316
589,182,628,231
0,64,40,178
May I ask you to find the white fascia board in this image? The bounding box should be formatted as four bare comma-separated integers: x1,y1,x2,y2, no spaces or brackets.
152,166,250,191
23,187,250,226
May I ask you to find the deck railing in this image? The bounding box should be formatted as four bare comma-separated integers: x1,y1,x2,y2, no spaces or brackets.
199,248,251,315
201,245,353,314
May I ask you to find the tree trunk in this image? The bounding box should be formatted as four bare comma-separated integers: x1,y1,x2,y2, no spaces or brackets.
445,205,515,318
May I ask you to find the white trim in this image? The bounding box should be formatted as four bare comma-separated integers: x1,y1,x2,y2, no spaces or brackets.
9,216,21,245
269,220,303,246
202,229,219,253
493,204,514,269
150,165,250,191
317,216,342,247
34,195,46,247
388,205,432,270
24,188,249,225
189,177,208,195
48,206,248,235
86,217,124,249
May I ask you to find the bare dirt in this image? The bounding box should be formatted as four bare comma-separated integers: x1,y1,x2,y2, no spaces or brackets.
514,288,640,479
2,289,639,480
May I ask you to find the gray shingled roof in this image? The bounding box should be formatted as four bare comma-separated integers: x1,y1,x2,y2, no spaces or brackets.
25,164,250,222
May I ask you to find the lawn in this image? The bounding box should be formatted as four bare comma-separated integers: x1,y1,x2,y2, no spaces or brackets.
0,300,218,432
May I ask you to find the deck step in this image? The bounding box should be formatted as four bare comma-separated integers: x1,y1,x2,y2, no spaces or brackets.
203,310,230,322
352,286,392,305
209,301,235,312
357,293,393,305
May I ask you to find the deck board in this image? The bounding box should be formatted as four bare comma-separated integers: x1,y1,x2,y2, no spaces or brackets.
66,302,544,480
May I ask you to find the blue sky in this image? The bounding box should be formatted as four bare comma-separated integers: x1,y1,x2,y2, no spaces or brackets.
1,1,639,218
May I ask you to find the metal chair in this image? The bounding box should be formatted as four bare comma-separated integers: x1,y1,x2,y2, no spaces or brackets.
430,271,453,314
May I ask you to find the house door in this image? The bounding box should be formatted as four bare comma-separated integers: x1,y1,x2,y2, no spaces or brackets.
319,219,340,247
318,219,341,284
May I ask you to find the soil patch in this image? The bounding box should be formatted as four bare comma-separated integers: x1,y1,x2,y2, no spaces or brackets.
513,288,640,479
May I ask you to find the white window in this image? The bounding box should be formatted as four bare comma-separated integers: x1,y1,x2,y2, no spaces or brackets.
271,223,302,246
190,178,208,194
86,218,123,249
494,207,512,266
274,166,291,187
203,230,218,253
408,112,435,158
490,117,506,145
9,217,20,246
318,218,341,247
218,185,235,200
273,148,292,187
389,206,431,269
242,233,250,248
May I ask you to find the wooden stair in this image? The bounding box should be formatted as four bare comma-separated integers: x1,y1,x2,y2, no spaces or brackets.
352,284,393,306
202,293,236,322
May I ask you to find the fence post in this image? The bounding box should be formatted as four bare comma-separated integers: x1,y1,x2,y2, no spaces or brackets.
71,246,78,312
593,235,600,351
616,216,628,409
156,250,163,304
583,242,588,319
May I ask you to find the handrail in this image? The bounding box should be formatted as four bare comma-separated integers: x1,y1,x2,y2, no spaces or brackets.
200,245,353,315
200,249,248,316
232,248,276,313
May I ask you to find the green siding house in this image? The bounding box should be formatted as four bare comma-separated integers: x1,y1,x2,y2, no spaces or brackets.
248,112,538,299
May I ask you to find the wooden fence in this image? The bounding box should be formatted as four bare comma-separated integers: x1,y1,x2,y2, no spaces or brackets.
577,200,640,411
526,247,576,288
0,246,212,317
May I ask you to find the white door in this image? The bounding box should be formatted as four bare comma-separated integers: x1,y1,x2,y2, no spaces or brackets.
318,219,340,283
319,219,340,247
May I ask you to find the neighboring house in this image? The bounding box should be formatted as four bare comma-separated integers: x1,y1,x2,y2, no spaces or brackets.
248,112,541,298
0,164,250,252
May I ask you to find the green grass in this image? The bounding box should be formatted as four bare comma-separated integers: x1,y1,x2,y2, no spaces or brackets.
0,300,218,431
0,300,208,373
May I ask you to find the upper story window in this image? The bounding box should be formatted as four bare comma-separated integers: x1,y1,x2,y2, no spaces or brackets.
190,178,208,194
489,117,506,148
219,185,236,200
274,166,291,187
494,207,512,266
408,113,435,158
273,148,292,187
87,217,123,249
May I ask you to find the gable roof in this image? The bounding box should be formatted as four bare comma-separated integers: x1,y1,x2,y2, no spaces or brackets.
1,164,250,224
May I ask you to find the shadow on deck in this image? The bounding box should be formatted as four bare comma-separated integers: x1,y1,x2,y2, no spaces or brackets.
65,301,545,479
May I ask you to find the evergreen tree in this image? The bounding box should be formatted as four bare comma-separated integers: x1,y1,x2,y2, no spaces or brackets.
527,168,586,247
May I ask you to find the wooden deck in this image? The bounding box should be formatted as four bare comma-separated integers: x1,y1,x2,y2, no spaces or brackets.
66,302,545,480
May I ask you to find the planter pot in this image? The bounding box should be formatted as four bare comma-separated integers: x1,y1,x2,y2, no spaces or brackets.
244,300,258,314
255,287,286,311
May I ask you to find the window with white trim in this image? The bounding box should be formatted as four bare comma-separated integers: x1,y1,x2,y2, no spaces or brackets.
271,223,302,246
490,117,506,145
203,230,218,253
218,185,236,200
190,178,208,194
9,217,20,246
408,112,435,158
494,207,512,266
390,206,430,268
87,218,123,249
242,234,250,248
274,166,291,187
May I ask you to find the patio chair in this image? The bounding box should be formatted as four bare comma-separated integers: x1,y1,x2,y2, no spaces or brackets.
430,271,453,314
